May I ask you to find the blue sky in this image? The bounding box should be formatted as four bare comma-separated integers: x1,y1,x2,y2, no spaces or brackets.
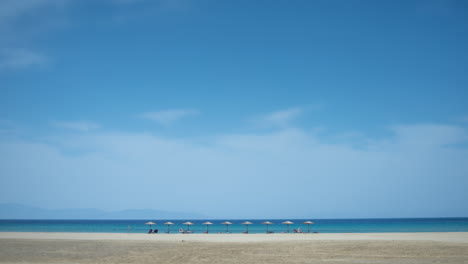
1,0,467,219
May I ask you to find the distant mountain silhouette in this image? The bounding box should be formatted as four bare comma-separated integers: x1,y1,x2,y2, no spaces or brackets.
0,203,206,219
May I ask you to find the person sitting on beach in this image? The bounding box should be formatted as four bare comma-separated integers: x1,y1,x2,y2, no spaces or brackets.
148,229,153,234
154,229,158,233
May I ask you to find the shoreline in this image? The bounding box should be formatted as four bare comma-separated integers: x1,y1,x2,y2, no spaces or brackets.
1,231,467,243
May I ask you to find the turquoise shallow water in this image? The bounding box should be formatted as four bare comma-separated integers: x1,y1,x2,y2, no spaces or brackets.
1,218,467,234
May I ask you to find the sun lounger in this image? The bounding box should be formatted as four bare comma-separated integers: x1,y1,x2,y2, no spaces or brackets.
179,228,193,234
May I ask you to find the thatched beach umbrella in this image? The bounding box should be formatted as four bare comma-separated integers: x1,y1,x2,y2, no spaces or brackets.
282,221,294,233
221,221,232,233
241,221,253,233
303,221,315,233
202,222,213,233
262,221,273,233
145,221,156,230
163,222,174,233
182,221,194,231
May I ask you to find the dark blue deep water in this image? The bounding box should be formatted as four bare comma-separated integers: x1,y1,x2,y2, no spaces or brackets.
1,218,468,234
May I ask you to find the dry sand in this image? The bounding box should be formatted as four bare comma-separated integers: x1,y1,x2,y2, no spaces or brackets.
1,232,468,263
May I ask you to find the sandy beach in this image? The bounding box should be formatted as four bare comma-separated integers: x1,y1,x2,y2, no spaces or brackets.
1,232,468,263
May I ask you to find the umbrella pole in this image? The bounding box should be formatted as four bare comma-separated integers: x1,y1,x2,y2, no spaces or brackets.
167,225,170,233
246,225,248,233
206,225,209,233
266,225,269,233
287,224,289,233
308,224,310,233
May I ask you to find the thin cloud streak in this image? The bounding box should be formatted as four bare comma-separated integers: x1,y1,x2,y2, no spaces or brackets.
0,49,49,70
141,109,199,125
251,107,304,128
0,0,69,71
53,121,100,132
0,0,62,23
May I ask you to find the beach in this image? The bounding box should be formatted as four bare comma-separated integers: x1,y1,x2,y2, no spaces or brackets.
1,232,468,263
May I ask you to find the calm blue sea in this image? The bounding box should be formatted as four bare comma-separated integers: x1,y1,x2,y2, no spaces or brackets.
1,218,468,234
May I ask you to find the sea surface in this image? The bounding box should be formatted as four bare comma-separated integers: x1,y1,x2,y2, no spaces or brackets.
1,218,468,234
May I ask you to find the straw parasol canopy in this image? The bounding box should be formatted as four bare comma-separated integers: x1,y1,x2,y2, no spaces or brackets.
241,221,253,233
262,221,273,233
303,221,315,233
221,221,232,233
182,221,194,231
145,221,156,229
163,222,174,233
282,221,294,233
202,222,213,233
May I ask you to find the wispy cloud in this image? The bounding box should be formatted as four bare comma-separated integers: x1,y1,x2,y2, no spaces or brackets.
1,122,467,218
0,0,59,22
0,49,48,70
141,109,199,126
0,0,68,71
391,124,468,147
252,107,304,128
53,121,100,132
0,0,68,31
